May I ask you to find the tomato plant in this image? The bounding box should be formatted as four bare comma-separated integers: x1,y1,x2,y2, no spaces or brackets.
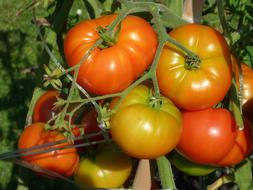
168,151,217,176
64,14,158,95
177,108,253,166
157,24,232,110
74,145,132,189
110,85,182,159
18,123,79,177
33,90,60,123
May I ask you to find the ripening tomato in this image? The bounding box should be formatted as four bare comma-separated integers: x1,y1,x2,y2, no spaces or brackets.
64,14,158,95
110,85,182,159
18,123,79,177
168,151,217,176
33,90,60,123
177,108,253,166
157,24,232,110
74,145,132,189
232,56,253,124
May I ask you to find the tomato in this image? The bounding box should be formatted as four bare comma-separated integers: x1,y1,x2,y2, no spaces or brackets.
64,14,158,95
157,24,232,110
232,56,253,124
177,108,253,166
18,123,79,177
74,145,132,189
217,118,253,166
73,109,104,152
168,151,217,176
110,85,182,159
33,90,60,123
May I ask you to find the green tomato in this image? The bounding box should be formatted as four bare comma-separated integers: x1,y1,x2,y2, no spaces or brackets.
168,151,217,176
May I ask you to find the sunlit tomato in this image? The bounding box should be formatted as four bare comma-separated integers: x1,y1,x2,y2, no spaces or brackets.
177,108,236,165
157,24,232,110
232,56,253,124
74,145,132,189
177,108,253,166
110,85,182,159
168,151,217,176
64,14,158,95
217,119,253,166
33,90,60,123
18,123,79,177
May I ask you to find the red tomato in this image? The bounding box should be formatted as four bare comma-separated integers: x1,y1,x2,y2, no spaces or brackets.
33,91,60,123
64,14,158,95
177,108,253,166
157,24,232,110
73,109,104,152
217,119,253,166
177,108,236,165
110,85,182,159
18,123,79,176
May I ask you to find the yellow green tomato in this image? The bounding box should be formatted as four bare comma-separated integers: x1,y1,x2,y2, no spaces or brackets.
168,151,217,176
74,145,132,189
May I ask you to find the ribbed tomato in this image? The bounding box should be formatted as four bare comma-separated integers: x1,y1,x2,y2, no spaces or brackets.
64,14,158,95
157,24,232,110
18,123,79,177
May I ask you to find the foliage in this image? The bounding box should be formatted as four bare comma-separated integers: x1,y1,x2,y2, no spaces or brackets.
0,0,253,190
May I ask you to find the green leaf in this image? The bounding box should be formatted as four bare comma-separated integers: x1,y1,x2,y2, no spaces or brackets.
156,156,176,190
160,7,188,28
235,159,253,190
161,0,184,17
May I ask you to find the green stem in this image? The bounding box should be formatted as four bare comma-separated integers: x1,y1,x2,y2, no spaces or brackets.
216,0,232,45
156,156,177,190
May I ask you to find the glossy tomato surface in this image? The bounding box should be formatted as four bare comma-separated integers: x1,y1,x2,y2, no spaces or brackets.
33,90,60,123
168,151,217,176
18,123,79,176
177,108,237,165
74,145,132,189
217,119,253,166
110,85,182,159
157,24,232,110
64,14,158,95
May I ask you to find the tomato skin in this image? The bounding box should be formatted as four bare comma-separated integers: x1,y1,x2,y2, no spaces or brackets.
74,145,132,188
168,151,217,176
232,57,253,124
64,14,158,95
33,91,60,123
217,119,253,166
157,24,232,110
177,108,237,165
110,85,182,159
18,123,79,177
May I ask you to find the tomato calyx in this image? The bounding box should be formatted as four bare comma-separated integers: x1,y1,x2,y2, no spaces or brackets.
149,96,163,109
184,55,201,70
97,24,121,49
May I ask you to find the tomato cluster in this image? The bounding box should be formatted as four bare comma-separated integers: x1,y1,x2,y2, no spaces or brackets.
17,12,253,189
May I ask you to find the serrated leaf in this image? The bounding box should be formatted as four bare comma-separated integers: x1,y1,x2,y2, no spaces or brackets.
235,159,253,190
